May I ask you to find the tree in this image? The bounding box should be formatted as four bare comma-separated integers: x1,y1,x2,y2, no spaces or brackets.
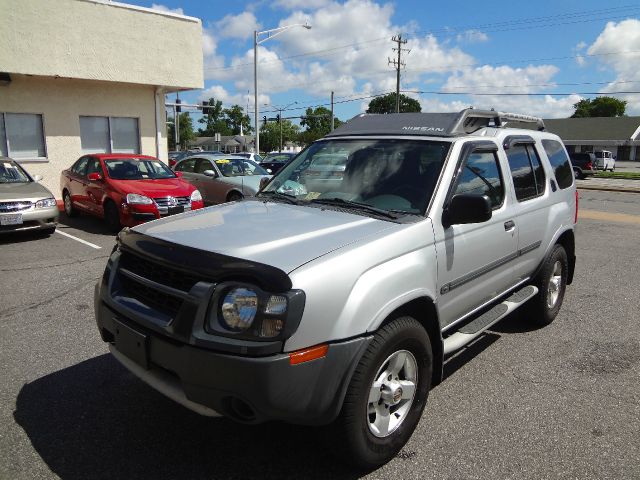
366,93,421,114
299,106,343,145
571,96,627,118
223,104,252,135
167,112,195,149
198,98,232,136
260,119,299,153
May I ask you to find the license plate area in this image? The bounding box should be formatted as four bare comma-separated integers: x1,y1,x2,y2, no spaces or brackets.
113,318,149,369
0,213,23,226
168,205,184,215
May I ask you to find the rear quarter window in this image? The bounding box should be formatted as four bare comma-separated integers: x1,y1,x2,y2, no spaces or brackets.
542,139,573,189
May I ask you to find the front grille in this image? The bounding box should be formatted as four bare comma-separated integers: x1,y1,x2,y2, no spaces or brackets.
153,196,190,208
119,274,183,317
120,251,202,293
0,201,32,212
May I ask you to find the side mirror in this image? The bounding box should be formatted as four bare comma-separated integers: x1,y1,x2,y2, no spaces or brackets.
33,174,43,182
87,172,102,182
259,176,271,191
442,194,492,228
175,171,184,178
203,169,217,177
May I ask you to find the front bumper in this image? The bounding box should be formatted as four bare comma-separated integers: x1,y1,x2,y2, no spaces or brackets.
96,294,370,425
0,206,58,233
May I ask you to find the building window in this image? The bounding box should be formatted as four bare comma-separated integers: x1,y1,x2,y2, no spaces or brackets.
80,116,140,154
0,113,47,159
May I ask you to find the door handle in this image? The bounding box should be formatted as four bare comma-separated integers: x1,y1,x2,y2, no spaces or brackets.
504,220,516,231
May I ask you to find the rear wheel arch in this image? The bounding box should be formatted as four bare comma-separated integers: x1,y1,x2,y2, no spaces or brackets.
378,297,443,387
226,190,244,202
556,230,575,285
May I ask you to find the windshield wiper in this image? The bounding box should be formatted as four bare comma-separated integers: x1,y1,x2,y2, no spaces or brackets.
309,198,399,219
258,191,301,205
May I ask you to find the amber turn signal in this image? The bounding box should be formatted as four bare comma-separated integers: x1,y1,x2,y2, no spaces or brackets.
289,344,329,365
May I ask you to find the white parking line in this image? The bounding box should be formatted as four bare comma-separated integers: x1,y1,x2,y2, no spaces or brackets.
55,229,102,249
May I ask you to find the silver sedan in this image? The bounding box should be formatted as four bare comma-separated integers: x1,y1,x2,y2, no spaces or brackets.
0,156,58,235
173,154,271,204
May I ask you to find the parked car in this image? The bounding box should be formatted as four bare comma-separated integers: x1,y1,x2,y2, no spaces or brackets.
168,151,191,168
569,152,597,179
173,154,271,204
60,154,203,232
95,109,577,469
0,156,58,235
259,152,297,174
233,152,264,164
298,152,348,191
594,150,615,171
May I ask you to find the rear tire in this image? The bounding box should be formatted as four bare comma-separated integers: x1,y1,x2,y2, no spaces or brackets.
328,316,432,471
63,190,78,217
104,201,122,233
528,244,568,326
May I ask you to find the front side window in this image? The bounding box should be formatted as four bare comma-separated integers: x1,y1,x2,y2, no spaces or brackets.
0,113,46,159
542,139,573,189
104,159,175,180
86,157,102,177
215,158,268,177
80,116,140,154
195,159,214,174
261,139,451,216
453,150,504,208
506,144,546,201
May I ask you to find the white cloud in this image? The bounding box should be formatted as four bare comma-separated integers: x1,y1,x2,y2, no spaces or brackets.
202,30,216,57
586,19,640,114
199,85,263,108
456,29,489,44
215,12,260,40
150,3,184,15
274,0,331,10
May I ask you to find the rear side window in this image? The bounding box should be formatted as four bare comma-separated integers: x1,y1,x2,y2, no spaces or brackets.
542,140,573,189
506,145,546,201
176,158,196,172
453,151,504,208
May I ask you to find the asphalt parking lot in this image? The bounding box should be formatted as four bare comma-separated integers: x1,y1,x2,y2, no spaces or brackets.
1,190,639,479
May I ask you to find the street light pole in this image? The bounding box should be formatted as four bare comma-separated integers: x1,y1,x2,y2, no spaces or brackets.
254,22,311,156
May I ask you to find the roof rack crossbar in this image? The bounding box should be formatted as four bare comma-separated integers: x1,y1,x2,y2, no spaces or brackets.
451,109,545,134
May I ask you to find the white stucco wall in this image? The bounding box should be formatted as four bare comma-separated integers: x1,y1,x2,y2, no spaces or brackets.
0,75,167,197
0,0,203,90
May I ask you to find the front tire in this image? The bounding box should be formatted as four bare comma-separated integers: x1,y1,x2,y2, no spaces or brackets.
528,244,568,326
227,191,243,202
329,316,432,470
104,201,122,233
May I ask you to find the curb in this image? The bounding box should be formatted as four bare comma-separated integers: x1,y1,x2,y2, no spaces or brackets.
577,184,640,194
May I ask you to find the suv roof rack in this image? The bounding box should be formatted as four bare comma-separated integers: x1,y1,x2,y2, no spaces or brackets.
324,108,546,138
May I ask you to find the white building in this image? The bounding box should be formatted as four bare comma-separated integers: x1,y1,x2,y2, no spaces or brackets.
0,0,204,196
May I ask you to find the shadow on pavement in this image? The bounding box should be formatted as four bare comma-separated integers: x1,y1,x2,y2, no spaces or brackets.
14,354,360,480
0,229,53,245
57,211,115,236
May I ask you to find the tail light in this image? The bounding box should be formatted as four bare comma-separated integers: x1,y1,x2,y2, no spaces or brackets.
574,190,579,223
586,161,592,169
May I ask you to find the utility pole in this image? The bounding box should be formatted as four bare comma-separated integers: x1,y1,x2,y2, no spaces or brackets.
331,91,335,131
388,35,410,113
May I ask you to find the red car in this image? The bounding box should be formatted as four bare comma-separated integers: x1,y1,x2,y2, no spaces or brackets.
60,154,204,231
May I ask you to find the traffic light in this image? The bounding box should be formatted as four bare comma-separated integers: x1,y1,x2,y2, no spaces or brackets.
276,114,281,123
175,98,182,113
263,116,267,126
201,101,210,115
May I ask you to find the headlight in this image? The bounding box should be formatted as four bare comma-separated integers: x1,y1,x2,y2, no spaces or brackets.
220,287,258,332
126,193,153,205
208,283,305,341
35,198,56,208
190,189,202,202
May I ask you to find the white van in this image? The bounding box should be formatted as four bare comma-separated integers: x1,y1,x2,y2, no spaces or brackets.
594,150,615,171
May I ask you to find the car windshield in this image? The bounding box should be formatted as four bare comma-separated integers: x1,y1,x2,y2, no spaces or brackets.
214,158,268,177
0,160,31,183
104,159,176,180
260,139,450,216
264,153,295,163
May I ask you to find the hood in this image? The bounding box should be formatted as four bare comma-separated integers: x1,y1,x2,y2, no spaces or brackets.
221,175,271,194
108,178,195,198
0,181,54,202
134,199,401,273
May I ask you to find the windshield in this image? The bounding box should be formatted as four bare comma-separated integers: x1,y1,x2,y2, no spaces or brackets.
260,139,450,216
0,160,31,183
264,153,295,163
104,159,176,180
215,158,268,177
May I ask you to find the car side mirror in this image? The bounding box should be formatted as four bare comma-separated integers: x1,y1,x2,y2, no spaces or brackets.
259,176,271,191
33,174,43,182
442,194,492,228
87,172,102,181
175,171,184,178
203,169,217,177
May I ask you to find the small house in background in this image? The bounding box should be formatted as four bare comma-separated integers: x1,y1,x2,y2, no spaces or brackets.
0,0,204,196
543,117,640,161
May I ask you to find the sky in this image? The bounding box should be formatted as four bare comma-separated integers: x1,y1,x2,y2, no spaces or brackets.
129,0,640,125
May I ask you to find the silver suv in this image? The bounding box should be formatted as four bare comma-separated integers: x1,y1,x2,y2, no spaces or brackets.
95,109,577,469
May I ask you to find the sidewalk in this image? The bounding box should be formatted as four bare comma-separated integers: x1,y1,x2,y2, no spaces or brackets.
576,177,640,193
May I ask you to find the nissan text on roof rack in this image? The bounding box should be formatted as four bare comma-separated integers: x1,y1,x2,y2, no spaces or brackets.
94,108,577,470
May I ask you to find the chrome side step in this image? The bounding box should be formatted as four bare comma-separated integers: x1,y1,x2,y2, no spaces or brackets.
443,285,538,355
